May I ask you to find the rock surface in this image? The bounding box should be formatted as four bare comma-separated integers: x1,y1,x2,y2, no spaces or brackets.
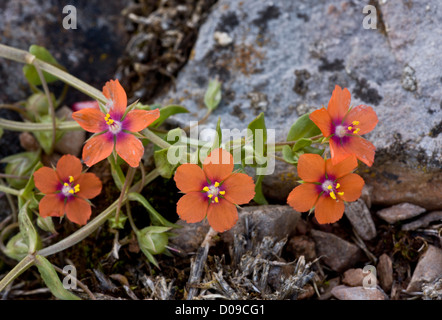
406,245,442,293
377,203,426,224
377,253,393,293
310,229,362,272
331,285,387,300
342,268,364,287
156,0,442,209
344,199,377,241
286,235,316,261
401,211,442,231
54,106,86,157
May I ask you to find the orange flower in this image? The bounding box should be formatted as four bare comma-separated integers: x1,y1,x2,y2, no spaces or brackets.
72,79,160,168
287,153,364,224
174,148,256,232
309,85,378,166
33,154,102,225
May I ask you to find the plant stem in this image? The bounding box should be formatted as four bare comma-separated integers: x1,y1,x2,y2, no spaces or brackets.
0,254,35,292
0,118,81,132
0,44,106,104
0,185,21,197
114,166,136,226
141,128,171,149
36,169,160,257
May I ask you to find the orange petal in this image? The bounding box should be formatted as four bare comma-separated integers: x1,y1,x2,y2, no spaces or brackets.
203,148,234,183
327,85,351,122
337,173,365,202
325,155,358,180
82,132,114,167
206,198,238,232
102,79,127,119
72,108,107,133
39,194,65,218
345,105,378,135
174,164,207,193
329,138,354,165
297,153,326,183
343,136,376,167
314,195,345,224
309,108,332,137
56,154,83,182
122,109,160,132
33,167,60,194
287,183,320,212
75,173,102,199
222,173,255,205
115,132,144,168
65,197,92,226
176,192,209,223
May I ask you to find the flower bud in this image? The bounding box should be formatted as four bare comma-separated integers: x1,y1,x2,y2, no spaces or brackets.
136,226,170,256
4,233,29,261
1,151,40,189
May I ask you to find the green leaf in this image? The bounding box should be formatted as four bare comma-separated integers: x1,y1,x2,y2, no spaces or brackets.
23,45,62,86
2,151,40,189
33,115,64,154
35,255,80,300
36,216,57,234
247,112,267,143
136,226,171,256
282,145,297,164
287,113,321,141
151,105,189,128
128,192,176,228
26,92,57,119
4,233,29,261
253,174,268,205
211,117,223,151
292,138,313,152
303,146,325,156
20,161,42,202
18,200,41,254
204,79,222,111
154,147,180,179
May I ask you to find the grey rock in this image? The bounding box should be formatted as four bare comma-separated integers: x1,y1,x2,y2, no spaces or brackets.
401,211,442,231
310,229,362,272
377,253,393,293
342,268,364,287
0,0,128,104
155,0,442,210
286,235,316,262
344,199,377,241
331,285,387,300
377,203,426,224
407,245,442,293
319,276,340,300
223,205,301,245
168,219,210,255
54,106,86,157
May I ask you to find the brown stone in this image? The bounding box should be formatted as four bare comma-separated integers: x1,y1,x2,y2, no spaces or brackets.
331,285,387,300
377,254,393,292
342,268,364,287
401,211,442,231
344,199,377,240
287,235,316,261
407,245,442,292
377,203,426,224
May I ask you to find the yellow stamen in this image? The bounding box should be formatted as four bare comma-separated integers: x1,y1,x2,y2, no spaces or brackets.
69,176,74,183
352,121,360,125
208,194,213,198
348,126,353,131
327,185,333,190
203,186,209,192
74,184,80,192
105,113,110,120
214,197,219,203
329,191,336,200
353,128,360,134
219,191,225,195
64,182,69,187
337,192,344,196
214,182,220,187
69,189,75,194
336,183,341,189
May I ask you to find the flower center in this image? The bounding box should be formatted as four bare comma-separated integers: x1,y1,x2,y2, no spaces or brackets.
104,113,122,134
61,176,80,197
202,181,226,204
321,179,344,201
335,120,360,137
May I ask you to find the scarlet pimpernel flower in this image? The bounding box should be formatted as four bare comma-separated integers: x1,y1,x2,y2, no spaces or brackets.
174,148,255,232
309,85,378,167
287,153,364,224
33,154,102,225
72,79,160,168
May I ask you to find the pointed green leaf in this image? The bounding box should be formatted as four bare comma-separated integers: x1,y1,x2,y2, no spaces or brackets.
287,113,321,141
128,192,176,228
18,200,41,253
154,147,179,179
292,138,313,152
35,255,80,300
282,145,297,164
151,105,189,128
204,79,222,111
23,45,62,86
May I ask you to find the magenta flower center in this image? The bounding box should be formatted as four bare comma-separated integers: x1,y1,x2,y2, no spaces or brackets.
202,181,226,204
321,179,344,201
